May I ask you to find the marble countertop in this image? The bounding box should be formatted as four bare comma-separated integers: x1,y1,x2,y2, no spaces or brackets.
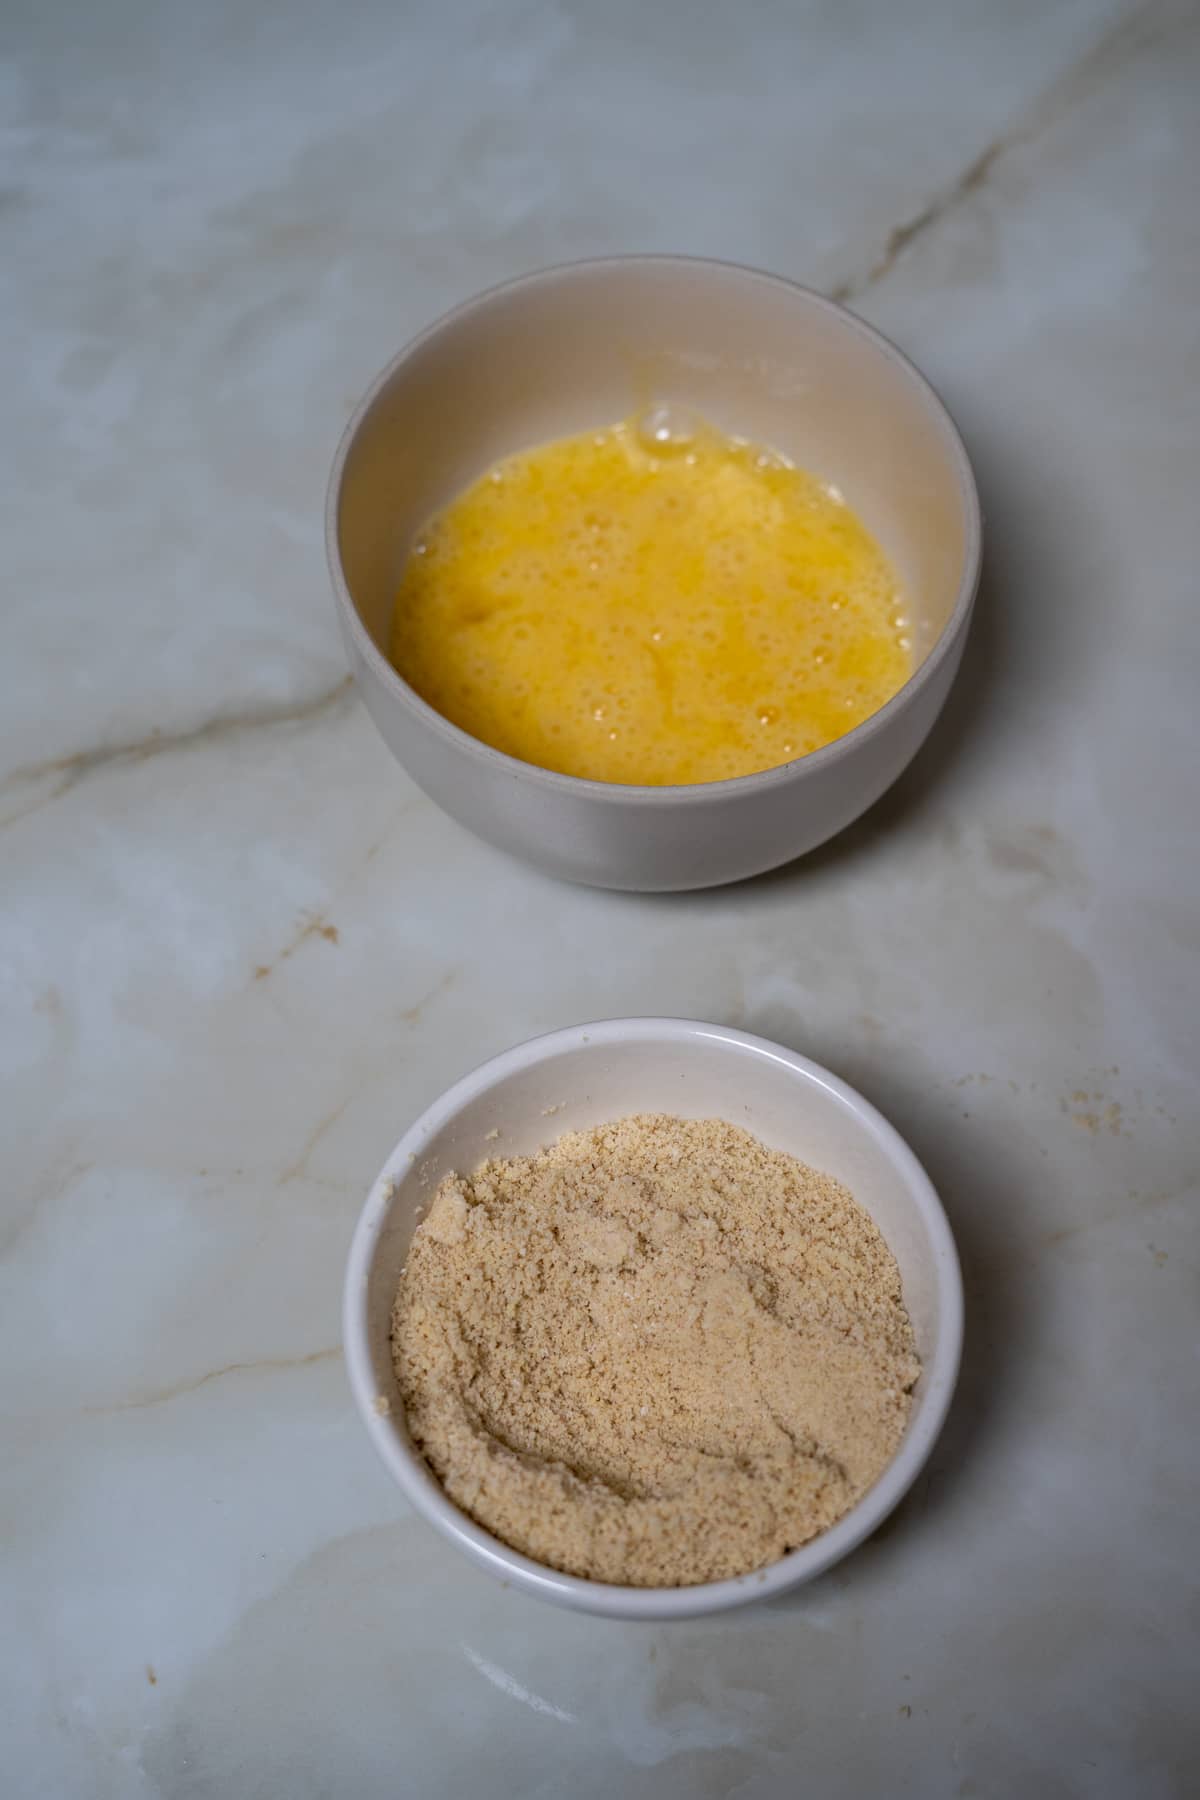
3,1,1197,1794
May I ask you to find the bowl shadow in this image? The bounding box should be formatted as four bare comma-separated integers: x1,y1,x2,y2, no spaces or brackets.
625,411,1089,905
741,1024,1027,1614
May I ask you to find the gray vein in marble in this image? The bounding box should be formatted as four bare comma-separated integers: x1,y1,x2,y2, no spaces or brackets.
831,0,1181,304
0,674,354,830
0,1153,92,1262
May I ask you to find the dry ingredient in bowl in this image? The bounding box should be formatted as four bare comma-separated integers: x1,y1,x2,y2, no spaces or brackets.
391,1115,919,1588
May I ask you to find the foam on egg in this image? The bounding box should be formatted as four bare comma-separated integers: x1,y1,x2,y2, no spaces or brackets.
390,411,912,786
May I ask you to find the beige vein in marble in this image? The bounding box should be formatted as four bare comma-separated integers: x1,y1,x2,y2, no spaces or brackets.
85,1345,343,1416
831,0,1183,304
0,674,354,831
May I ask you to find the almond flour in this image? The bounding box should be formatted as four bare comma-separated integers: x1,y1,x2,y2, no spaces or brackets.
391,1114,919,1587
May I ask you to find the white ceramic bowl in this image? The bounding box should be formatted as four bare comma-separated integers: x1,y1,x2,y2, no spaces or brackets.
327,256,981,892
344,1019,963,1619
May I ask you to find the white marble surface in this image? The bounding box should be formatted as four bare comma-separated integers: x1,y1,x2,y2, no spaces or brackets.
2,0,1197,1793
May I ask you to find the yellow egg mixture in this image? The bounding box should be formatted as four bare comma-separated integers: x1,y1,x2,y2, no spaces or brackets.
390,412,911,785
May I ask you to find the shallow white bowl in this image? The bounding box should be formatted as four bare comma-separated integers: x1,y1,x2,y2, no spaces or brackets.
344,1019,963,1620
327,256,981,891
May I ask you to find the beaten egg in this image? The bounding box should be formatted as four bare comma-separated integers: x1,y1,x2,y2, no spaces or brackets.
389,410,912,786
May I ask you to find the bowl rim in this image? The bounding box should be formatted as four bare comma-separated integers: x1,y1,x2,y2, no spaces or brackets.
325,254,982,807
343,1016,964,1618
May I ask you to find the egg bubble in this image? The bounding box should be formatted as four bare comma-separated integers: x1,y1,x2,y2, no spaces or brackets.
633,403,701,453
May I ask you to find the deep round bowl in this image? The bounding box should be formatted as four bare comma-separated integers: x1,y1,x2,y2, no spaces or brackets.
326,257,980,892
343,1018,963,1620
